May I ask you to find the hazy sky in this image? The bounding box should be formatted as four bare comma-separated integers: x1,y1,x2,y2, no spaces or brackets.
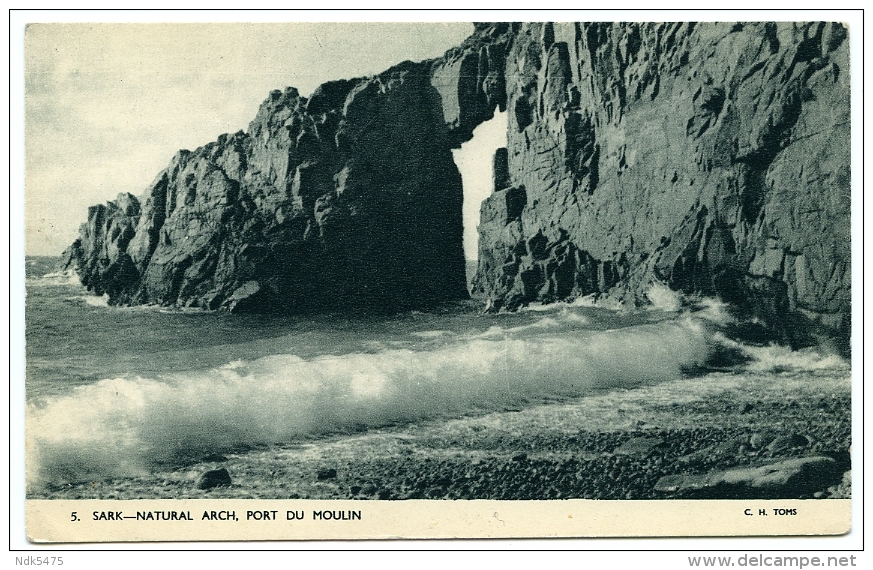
24,22,504,258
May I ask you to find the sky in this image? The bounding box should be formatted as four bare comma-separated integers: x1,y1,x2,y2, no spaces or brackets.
24,22,504,258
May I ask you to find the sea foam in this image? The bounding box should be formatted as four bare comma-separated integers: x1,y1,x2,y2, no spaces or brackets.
27,314,715,486
28,270,81,287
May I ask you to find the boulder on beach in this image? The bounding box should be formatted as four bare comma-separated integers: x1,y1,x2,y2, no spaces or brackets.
655,456,842,498
316,468,337,481
196,468,232,490
767,434,811,454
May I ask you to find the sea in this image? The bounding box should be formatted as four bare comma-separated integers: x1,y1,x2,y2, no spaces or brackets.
23,255,851,489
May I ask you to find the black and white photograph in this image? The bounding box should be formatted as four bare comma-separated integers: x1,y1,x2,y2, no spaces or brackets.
18,13,857,543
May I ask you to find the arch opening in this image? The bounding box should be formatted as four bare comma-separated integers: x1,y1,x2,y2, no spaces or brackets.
451,111,508,286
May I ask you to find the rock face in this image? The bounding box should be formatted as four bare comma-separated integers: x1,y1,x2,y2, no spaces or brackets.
65,68,473,312
473,22,850,350
64,23,850,345
62,24,514,314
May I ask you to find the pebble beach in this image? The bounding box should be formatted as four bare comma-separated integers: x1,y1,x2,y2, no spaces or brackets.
33,362,851,502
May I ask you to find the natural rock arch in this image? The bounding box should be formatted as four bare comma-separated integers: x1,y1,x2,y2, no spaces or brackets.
64,22,850,349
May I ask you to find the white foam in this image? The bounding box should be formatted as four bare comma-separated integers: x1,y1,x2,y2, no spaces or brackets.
411,330,455,339
66,294,110,307
524,294,627,312
475,310,590,340
646,283,682,312
525,301,568,312
569,294,626,311
27,316,714,486
742,344,849,373
29,270,81,287
691,297,733,326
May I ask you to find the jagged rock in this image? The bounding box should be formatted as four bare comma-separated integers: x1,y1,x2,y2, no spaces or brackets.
655,456,842,498
431,23,511,146
64,22,850,349
65,59,474,313
226,280,267,313
492,147,510,191
196,468,232,490
473,22,850,351
61,192,142,300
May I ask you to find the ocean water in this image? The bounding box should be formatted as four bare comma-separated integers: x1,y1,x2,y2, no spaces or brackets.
24,256,849,488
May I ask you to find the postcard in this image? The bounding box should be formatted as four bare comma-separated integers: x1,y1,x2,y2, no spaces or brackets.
19,16,856,543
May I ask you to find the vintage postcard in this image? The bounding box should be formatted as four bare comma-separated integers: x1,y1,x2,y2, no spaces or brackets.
19,15,856,543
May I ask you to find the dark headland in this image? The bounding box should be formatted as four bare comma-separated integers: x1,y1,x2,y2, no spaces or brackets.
61,22,849,352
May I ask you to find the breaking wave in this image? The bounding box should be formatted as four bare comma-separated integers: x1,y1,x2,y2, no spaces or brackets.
27,314,716,486
28,269,81,287
733,342,849,374
65,294,110,308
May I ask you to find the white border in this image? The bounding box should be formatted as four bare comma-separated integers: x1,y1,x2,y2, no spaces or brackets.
6,7,867,563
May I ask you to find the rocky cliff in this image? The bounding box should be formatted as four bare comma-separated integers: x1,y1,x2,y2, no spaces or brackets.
63,22,850,347
472,22,850,350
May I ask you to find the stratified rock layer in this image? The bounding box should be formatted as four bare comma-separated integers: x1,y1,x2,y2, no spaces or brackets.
64,23,850,346
473,22,850,349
